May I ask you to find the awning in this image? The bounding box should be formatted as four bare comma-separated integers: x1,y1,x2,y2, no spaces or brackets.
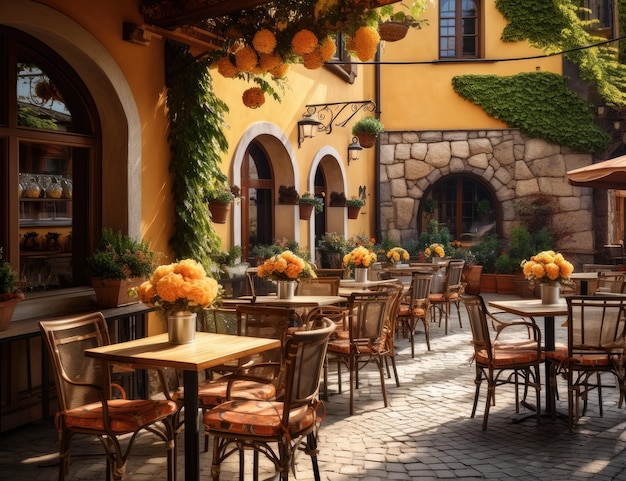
567,154,626,189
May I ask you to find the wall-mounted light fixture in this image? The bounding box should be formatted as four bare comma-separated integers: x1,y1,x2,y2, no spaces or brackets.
299,100,376,137
297,114,323,148
347,137,363,165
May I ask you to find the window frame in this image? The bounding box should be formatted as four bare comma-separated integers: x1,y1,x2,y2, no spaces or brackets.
439,0,481,60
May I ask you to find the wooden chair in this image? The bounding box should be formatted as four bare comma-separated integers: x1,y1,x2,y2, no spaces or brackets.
545,296,626,432
370,281,404,387
397,273,432,355
199,305,294,451
39,312,177,481
204,318,336,481
429,260,465,335
594,271,626,295
296,276,340,296
326,290,393,415
460,294,543,430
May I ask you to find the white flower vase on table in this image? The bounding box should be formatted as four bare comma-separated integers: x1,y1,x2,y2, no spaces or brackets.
521,250,573,306
277,281,297,299
168,311,197,344
354,267,369,283
540,282,560,305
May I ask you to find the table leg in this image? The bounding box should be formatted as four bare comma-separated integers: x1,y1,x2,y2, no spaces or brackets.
183,370,199,481
543,315,555,415
580,281,588,296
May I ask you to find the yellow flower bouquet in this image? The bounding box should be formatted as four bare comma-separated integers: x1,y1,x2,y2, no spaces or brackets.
521,250,574,286
137,259,220,314
257,250,316,281
424,243,445,259
387,247,409,263
343,246,377,268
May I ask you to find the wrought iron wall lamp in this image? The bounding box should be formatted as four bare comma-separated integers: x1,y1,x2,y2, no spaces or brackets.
297,114,324,148
347,137,363,165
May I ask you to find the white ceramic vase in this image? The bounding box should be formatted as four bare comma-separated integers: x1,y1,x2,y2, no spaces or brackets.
277,281,297,299
168,311,197,344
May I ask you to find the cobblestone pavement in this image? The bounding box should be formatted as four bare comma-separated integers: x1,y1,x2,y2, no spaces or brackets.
3,293,626,481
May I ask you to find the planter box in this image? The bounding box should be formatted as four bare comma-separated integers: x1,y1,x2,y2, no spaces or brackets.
480,273,497,293
91,278,142,308
495,274,516,294
462,265,483,295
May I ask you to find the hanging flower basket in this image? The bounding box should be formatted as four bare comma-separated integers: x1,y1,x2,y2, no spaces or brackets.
378,21,409,42
356,132,377,148
299,203,315,220
347,206,361,219
208,202,231,224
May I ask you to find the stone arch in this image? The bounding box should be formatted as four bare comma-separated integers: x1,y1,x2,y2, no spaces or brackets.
1,0,141,236
232,122,299,249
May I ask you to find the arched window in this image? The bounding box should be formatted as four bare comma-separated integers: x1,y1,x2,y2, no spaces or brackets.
241,141,274,261
439,0,480,59
0,26,100,289
421,175,496,245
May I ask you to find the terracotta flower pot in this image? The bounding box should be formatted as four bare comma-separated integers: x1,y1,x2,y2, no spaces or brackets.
91,278,142,308
347,206,361,219
299,203,314,220
208,202,231,224
0,294,24,331
355,132,377,148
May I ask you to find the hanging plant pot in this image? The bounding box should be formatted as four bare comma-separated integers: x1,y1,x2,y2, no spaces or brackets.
378,21,409,42
347,206,361,219
356,132,377,148
208,202,231,224
299,203,315,220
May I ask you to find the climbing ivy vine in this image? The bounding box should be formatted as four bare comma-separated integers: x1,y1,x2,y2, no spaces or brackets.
165,42,229,267
496,0,626,107
452,72,611,153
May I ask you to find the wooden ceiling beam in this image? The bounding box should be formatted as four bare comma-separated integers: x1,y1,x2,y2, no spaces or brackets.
142,0,273,27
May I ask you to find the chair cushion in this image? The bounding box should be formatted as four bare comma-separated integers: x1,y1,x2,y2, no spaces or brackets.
397,306,427,317
327,339,382,355
62,399,177,434
428,294,445,302
204,399,316,437
545,347,620,367
475,348,541,366
198,378,276,407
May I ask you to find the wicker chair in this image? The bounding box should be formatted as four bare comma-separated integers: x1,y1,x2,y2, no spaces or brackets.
39,312,177,481
204,318,336,481
460,294,543,430
397,273,432,355
429,260,465,334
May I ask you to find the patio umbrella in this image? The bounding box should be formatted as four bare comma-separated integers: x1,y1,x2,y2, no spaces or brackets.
567,154,626,189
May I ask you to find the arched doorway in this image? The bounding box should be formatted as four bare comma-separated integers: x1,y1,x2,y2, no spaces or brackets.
420,174,498,244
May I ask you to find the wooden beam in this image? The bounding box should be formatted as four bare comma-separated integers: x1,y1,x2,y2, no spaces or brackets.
142,0,273,27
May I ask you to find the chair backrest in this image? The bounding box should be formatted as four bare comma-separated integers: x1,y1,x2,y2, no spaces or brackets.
246,267,277,297
370,282,404,353
459,294,493,358
282,318,336,420
566,296,626,355
314,268,347,279
409,273,432,308
303,305,348,331
296,277,340,296
39,312,112,411
201,307,238,334
595,272,626,294
235,304,293,365
445,260,465,294
347,290,392,343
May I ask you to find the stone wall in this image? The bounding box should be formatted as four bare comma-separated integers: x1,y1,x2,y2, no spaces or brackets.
379,129,599,267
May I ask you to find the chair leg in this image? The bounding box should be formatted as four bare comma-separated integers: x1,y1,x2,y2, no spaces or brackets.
307,432,322,481
349,356,356,416
388,354,400,387
376,357,389,408
471,367,482,419
421,317,431,351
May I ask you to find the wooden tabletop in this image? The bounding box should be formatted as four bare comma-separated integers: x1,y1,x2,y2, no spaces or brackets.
488,298,568,317
221,295,346,308
85,332,280,371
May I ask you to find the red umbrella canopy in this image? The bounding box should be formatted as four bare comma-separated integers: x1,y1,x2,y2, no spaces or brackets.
567,154,626,189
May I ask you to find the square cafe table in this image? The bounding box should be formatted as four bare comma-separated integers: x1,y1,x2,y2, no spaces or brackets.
488,298,568,416
85,332,280,481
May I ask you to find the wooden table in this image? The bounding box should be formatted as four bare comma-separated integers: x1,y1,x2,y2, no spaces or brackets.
338,278,399,295
85,332,280,481
488,298,568,416
222,295,346,308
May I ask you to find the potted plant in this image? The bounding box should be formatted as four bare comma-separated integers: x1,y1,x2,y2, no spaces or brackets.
472,235,501,293
278,185,300,205
317,232,349,268
378,1,429,42
206,185,239,224
298,192,324,219
351,117,384,148
86,228,157,307
451,247,482,295
346,197,365,219
0,248,24,331
329,191,347,207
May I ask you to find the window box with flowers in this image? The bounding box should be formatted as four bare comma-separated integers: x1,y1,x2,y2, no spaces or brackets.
137,259,220,343
346,197,365,219
0,248,24,331
298,192,324,220
206,185,240,224
86,229,158,308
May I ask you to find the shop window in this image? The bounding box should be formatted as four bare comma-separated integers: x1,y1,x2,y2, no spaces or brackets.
1,26,99,290
439,0,480,59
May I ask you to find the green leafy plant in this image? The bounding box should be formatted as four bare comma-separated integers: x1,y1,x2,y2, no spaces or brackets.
378,1,429,28
206,185,240,204
472,235,502,274
210,245,242,267
0,248,21,301
346,197,365,208
86,228,157,280
299,192,324,213
317,232,349,253
351,117,384,136
495,253,520,274
418,219,452,252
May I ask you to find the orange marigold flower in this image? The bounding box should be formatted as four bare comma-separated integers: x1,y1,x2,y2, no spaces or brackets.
235,45,258,72
544,263,561,281
351,26,380,62
173,258,206,280
156,273,185,303
216,56,238,78
252,29,277,54
259,52,282,71
531,263,546,280
242,87,265,109
270,62,290,79
302,51,324,69
318,36,336,62
137,280,156,304
292,29,318,55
